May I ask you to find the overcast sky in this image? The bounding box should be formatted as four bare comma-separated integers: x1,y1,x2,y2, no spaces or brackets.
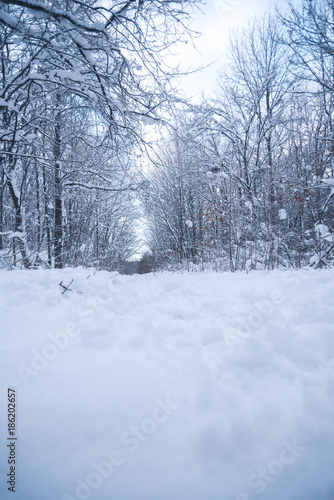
177,0,291,98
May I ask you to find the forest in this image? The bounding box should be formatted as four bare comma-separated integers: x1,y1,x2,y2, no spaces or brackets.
1,0,334,272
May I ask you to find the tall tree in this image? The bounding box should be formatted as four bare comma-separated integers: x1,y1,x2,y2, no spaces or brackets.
0,0,200,268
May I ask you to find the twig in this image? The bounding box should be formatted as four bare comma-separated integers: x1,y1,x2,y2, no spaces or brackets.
59,279,74,294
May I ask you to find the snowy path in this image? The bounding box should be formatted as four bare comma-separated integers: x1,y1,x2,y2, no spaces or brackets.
1,268,334,500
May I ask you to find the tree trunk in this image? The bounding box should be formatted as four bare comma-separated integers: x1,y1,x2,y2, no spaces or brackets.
0,167,4,252
54,96,62,269
6,176,31,268
41,162,52,267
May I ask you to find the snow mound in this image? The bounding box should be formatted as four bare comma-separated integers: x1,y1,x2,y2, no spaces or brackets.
279,208,287,220
0,267,334,500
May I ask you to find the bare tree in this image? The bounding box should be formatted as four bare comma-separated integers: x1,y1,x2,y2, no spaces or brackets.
0,0,201,268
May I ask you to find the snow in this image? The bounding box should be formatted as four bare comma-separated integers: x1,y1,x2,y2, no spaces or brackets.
49,69,87,83
321,178,334,187
0,231,26,240
141,115,156,126
0,99,18,112
245,201,252,212
309,254,320,267
279,208,287,220
70,31,91,50
315,224,334,242
1,267,334,500
321,179,334,197
0,11,18,28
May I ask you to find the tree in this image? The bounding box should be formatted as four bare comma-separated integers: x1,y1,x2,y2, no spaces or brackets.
280,0,334,266
144,10,334,272
0,0,201,268
204,15,294,269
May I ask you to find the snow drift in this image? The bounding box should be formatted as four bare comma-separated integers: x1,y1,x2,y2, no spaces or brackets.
0,267,334,500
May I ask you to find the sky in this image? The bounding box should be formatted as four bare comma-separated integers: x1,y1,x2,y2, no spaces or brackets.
177,0,290,98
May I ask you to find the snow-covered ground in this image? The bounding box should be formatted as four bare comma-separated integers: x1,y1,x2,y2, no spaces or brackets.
1,267,334,500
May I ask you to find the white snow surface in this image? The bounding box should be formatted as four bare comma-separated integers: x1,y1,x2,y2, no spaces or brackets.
1,267,334,500
315,224,334,242
279,209,287,220
245,201,253,212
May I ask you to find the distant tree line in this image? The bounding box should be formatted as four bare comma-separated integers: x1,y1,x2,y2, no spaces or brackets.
143,1,334,271
2,0,334,273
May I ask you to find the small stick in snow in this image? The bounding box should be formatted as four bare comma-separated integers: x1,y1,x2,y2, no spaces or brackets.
59,279,74,294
